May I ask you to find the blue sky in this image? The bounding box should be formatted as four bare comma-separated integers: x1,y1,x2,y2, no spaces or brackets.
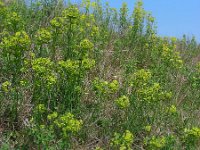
102,0,200,42
69,0,200,42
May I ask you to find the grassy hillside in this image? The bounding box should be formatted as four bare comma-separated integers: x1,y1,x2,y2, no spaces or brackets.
0,0,200,149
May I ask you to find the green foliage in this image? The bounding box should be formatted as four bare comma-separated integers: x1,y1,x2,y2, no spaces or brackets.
0,0,199,149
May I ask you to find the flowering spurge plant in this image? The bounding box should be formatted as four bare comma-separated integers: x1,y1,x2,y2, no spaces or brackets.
136,83,172,103
0,31,30,52
49,5,101,61
161,43,183,69
35,28,52,45
166,105,177,115
1,81,12,93
190,62,200,88
62,5,80,22
31,57,57,88
34,28,52,57
129,69,172,103
129,0,146,42
57,40,95,77
92,77,119,95
52,112,83,137
50,17,65,33
110,130,134,150
144,136,166,149
30,105,82,149
21,56,57,108
151,37,183,70
0,31,31,77
129,69,152,87
115,95,130,109
184,127,200,146
4,11,24,31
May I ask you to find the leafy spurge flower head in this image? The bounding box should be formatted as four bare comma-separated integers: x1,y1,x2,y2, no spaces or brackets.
82,58,95,70
32,58,54,75
144,125,152,132
36,104,46,114
80,39,94,50
115,95,130,109
47,112,58,120
50,17,64,28
6,12,23,27
167,105,177,114
58,59,79,77
111,130,134,150
1,81,11,93
53,112,83,136
109,80,119,92
144,136,166,149
130,69,151,87
93,78,119,94
32,58,57,87
1,31,30,52
137,82,172,103
62,5,80,19
184,127,200,140
36,28,52,44
161,43,183,69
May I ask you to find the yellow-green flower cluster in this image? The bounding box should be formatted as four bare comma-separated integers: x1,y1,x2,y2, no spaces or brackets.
53,112,83,136
6,12,22,27
93,78,119,94
1,81,11,93
47,112,58,120
80,39,94,50
62,5,80,20
115,95,130,109
36,28,52,44
130,69,151,87
167,105,177,114
161,43,183,69
137,82,172,103
91,26,100,37
50,17,64,29
58,59,79,76
130,69,172,103
32,58,54,75
36,104,46,114
184,127,200,140
144,125,152,132
111,130,134,150
0,31,30,53
58,57,95,82
144,136,166,149
109,79,119,92
81,58,95,70
32,58,57,87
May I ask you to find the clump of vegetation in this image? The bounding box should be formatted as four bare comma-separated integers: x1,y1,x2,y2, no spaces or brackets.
0,0,200,149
